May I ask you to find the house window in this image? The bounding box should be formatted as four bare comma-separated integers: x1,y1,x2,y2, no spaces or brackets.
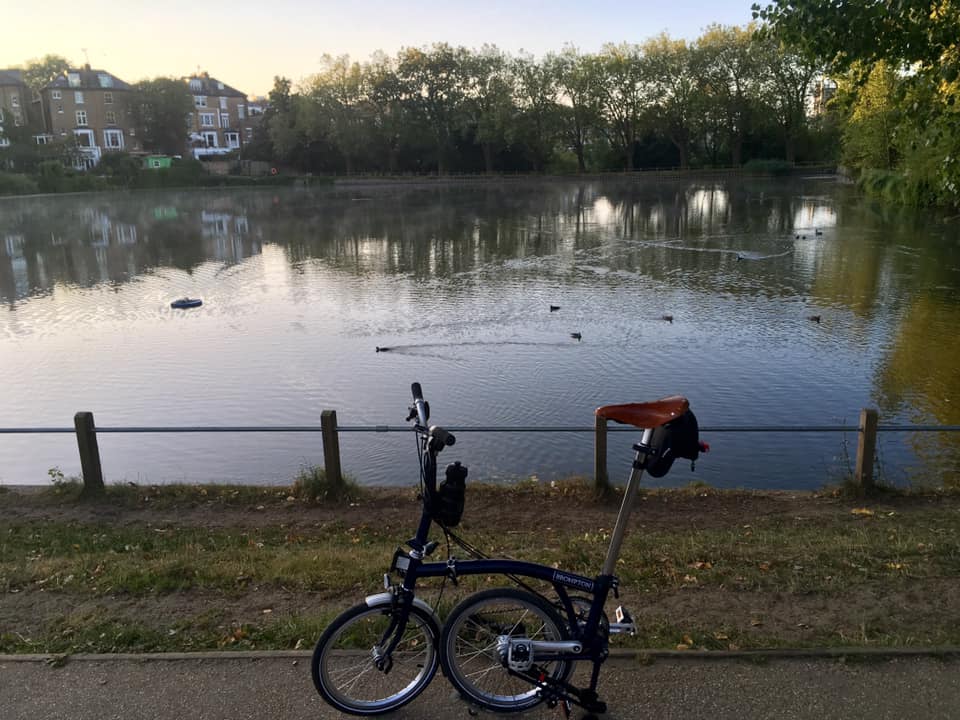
103,129,124,149
194,95,207,107
104,92,113,104
200,113,214,127
75,91,85,104
11,94,19,107
238,104,245,119
105,111,117,124
220,113,230,128
76,110,88,126
225,131,240,148
52,89,62,100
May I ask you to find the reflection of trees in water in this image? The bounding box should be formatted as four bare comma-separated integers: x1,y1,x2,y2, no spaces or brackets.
876,295,960,488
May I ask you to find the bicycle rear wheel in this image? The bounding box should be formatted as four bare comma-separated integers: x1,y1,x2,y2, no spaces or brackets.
440,587,574,713
312,598,440,715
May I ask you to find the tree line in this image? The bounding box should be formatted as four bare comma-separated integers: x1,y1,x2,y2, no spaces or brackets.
249,26,834,175
756,0,959,208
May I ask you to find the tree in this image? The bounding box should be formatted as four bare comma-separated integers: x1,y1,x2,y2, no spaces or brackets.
551,47,604,173
642,35,703,169
755,0,959,206
511,53,560,172
839,62,900,171
130,78,193,155
697,25,764,166
753,0,959,71
303,55,370,173
461,45,514,174
756,38,820,162
396,44,469,174
596,43,652,170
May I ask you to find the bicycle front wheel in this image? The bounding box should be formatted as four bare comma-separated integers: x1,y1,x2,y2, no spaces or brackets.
311,598,440,716
440,587,575,713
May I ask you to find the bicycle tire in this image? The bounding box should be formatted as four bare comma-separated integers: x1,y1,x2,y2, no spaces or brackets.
311,598,440,716
440,587,575,713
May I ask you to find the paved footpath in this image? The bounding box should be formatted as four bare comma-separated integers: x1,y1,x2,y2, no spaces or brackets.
1,652,958,720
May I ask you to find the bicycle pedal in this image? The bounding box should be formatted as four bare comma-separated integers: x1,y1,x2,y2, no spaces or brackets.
611,605,636,636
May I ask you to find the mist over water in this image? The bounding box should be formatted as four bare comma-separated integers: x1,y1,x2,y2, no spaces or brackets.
1,178,958,489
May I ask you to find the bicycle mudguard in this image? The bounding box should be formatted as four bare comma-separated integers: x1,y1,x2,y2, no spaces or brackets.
365,591,441,625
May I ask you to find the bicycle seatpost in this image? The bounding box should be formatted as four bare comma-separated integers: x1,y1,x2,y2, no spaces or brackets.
601,427,654,576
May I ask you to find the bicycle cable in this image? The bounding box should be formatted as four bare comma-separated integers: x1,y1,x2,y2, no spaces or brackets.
442,526,548,602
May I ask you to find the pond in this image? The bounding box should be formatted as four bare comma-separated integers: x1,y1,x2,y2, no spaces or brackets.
1,178,958,489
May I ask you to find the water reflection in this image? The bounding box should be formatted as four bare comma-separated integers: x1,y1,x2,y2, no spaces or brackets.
0,179,957,488
0,193,260,305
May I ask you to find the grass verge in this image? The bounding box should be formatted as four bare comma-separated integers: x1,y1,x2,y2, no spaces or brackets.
1,482,958,654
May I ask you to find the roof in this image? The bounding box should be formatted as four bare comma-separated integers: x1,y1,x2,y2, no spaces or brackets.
184,74,246,98
47,67,132,92
0,69,25,86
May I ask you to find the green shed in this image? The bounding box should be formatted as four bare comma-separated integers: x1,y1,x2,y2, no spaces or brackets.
144,155,172,170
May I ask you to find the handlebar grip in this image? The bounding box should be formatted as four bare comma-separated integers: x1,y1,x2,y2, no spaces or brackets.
411,382,424,401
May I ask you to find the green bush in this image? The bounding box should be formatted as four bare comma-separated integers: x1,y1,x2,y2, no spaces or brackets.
0,172,39,195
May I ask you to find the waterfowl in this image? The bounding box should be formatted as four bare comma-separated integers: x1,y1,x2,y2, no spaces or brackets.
550,305,560,311
570,332,582,341
171,297,202,309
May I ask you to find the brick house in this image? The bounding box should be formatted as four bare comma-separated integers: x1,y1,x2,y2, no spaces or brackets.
40,65,142,168
0,69,27,148
184,73,249,158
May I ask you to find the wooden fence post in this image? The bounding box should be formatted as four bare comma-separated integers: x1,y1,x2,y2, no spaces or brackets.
74,411,104,496
594,415,609,493
321,410,343,490
855,408,879,491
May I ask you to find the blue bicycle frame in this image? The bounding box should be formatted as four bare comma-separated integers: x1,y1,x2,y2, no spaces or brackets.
381,382,658,710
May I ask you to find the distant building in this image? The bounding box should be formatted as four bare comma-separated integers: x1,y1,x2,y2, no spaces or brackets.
0,69,27,147
812,78,837,117
184,73,248,159
40,65,142,168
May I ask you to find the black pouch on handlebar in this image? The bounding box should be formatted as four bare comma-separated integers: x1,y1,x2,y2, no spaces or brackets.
644,409,701,478
431,461,467,527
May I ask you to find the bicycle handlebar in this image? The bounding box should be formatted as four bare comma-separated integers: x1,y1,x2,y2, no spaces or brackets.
411,383,429,428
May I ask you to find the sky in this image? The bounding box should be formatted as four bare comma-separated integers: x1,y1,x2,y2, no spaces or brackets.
4,0,757,97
